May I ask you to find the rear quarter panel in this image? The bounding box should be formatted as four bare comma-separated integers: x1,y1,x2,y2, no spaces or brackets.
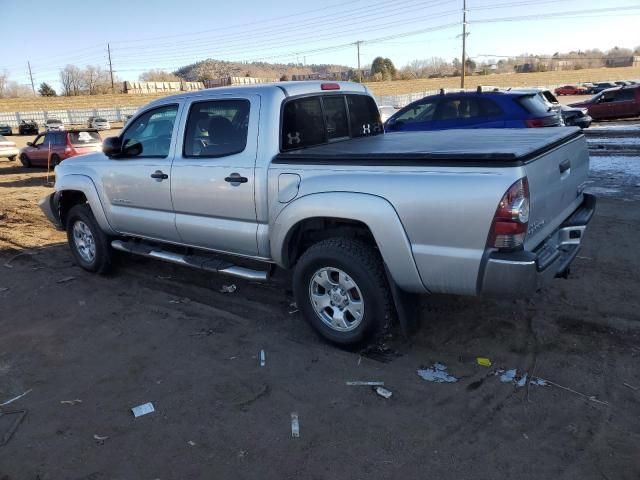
268,164,524,295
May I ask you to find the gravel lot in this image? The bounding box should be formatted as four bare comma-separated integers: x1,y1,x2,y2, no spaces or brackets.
1,128,640,479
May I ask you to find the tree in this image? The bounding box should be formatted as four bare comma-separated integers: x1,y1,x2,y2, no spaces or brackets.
280,74,289,81
139,69,180,82
60,65,83,96
0,70,8,98
465,58,477,74
370,56,396,81
38,82,56,96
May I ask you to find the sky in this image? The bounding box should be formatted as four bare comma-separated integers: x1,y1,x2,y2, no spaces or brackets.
1,0,639,91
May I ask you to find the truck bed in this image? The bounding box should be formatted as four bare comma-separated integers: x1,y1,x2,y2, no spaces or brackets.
274,128,583,165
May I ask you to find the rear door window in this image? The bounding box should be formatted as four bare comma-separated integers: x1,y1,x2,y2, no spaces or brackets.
183,99,250,158
436,98,484,120
616,89,636,101
479,98,503,116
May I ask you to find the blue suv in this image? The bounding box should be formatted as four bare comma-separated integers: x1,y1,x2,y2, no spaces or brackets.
384,89,562,132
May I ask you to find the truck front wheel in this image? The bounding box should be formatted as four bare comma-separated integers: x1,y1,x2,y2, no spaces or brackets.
293,238,393,345
66,204,112,274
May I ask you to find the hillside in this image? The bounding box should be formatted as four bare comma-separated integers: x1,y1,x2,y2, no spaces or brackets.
174,59,351,82
1,66,639,113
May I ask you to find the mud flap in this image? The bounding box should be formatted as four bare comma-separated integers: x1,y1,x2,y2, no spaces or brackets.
384,263,419,338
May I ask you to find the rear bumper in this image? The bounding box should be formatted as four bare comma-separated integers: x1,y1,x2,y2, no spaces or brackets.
480,193,596,296
38,192,64,230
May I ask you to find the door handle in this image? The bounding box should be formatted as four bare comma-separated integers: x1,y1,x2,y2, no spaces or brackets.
150,170,168,180
225,173,248,184
559,160,571,174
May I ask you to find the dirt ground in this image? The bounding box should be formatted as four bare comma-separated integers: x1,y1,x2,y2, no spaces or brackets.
1,129,640,479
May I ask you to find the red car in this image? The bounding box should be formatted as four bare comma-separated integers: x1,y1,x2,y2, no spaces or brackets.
554,85,587,96
19,129,102,168
568,85,640,121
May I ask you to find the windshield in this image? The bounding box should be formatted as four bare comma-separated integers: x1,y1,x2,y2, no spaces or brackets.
47,119,62,124
95,118,108,123
69,131,102,146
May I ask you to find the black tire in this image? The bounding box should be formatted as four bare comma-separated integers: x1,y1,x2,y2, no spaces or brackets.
19,153,31,168
293,238,393,345
66,204,113,274
51,154,61,166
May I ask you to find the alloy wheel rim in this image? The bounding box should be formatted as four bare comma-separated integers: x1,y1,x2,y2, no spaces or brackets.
308,267,364,332
72,220,96,263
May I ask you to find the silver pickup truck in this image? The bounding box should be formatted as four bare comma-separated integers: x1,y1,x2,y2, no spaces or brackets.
40,81,595,345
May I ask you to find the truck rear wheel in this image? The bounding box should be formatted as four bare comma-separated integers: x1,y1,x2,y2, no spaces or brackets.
293,238,393,345
66,204,112,274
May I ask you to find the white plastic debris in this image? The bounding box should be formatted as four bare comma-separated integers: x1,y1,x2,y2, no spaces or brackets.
417,363,458,383
374,386,393,399
131,402,155,417
187,440,196,447
0,389,32,406
0,287,9,293
495,369,549,388
291,412,300,438
220,284,237,294
260,349,265,367
346,381,384,386
93,434,109,443
60,399,82,405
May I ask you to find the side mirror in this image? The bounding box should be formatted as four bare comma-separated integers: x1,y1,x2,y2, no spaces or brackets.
103,136,122,157
26,142,33,147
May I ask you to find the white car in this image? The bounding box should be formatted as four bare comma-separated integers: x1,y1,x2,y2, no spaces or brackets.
44,118,65,132
0,135,18,161
90,117,111,130
378,105,399,123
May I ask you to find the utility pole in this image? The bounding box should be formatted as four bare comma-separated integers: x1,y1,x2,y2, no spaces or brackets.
107,43,115,93
27,61,35,95
356,40,362,82
461,0,467,88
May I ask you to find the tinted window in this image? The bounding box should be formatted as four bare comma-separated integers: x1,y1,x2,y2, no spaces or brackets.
33,135,45,146
121,104,178,158
347,94,383,138
437,98,483,120
479,98,503,116
617,89,636,101
184,100,250,158
394,99,438,123
69,131,101,146
281,94,381,151
517,94,549,115
323,96,349,140
282,97,326,150
95,118,108,122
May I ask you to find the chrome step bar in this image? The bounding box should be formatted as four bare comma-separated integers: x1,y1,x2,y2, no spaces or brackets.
111,240,269,281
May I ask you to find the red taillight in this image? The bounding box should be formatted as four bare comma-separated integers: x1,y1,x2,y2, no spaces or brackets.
321,83,340,90
65,138,76,155
487,177,530,251
525,116,556,128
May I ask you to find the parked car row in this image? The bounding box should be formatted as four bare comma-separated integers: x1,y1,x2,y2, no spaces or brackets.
555,80,638,96
0,116,117,136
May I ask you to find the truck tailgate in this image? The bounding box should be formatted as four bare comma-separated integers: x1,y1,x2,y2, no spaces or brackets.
523,133,589,251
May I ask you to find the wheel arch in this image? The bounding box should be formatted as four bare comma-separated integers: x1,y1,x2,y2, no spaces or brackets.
271,192,426,293
55,174,117,235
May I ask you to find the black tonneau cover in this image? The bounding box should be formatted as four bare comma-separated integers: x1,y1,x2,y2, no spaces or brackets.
274,128,583,167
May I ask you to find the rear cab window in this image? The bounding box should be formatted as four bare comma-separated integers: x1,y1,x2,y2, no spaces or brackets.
69,131,101,146
281,94,381,151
